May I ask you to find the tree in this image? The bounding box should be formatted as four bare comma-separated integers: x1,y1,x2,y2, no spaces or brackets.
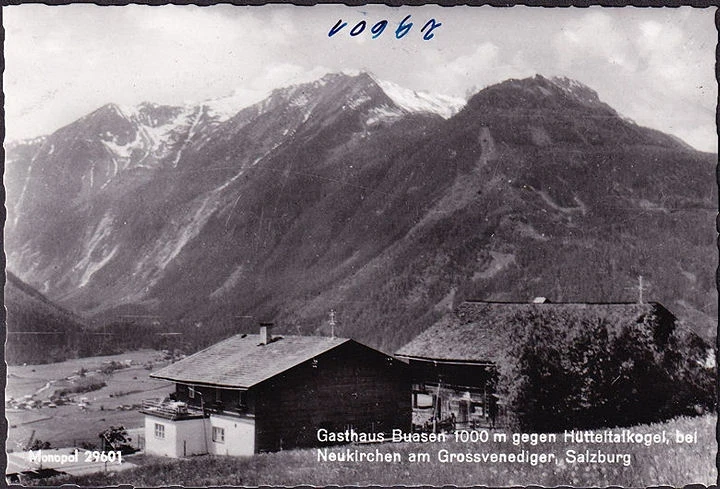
29,439,51,450
495,308,714,431
99,425,132,452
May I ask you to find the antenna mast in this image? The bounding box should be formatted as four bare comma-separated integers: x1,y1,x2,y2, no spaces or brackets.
329,309,336,339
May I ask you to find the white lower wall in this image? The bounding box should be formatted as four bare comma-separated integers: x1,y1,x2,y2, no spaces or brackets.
208,414,255,456
145,417,178,457
176,418,211,456
144,414,255,457
144,416,208,458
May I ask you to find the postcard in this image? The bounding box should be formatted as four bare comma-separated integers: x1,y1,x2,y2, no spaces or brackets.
3,3,717,487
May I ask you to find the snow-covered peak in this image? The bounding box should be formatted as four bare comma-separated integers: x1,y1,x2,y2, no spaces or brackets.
200,72,466,125
202,88,270,122
372,77,465,119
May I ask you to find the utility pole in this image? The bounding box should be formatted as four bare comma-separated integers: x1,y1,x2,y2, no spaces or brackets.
198,392,209,454
627,275,648,304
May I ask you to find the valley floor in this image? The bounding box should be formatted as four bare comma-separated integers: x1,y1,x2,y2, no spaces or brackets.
20,414,717,487
6,350,174,451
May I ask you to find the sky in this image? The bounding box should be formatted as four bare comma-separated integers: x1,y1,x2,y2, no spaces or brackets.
4,5,718,152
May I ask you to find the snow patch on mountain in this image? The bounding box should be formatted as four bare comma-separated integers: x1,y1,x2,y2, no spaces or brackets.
79,245,119,288
366,105,406,126
548,76,609,109
12,139,50,227
102,130,144,159
156,196,215,270
170,106,204,168
226,72,465,129
73,214,117,287
373,78,464,119
99,159,120,189
114,104,142,120
289,93,311,108
102,103,210,172
135,190,226,288
6,135,47,149
207,77,329,123
347,94,372,110
252,143,282,166
209,264,246,299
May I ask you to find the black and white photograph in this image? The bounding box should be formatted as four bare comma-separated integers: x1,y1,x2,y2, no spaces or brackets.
3,3,717,486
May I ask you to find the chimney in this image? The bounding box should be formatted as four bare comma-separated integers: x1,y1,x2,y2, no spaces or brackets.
259,322,274,345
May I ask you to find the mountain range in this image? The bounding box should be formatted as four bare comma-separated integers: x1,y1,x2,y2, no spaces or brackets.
5,72,717,356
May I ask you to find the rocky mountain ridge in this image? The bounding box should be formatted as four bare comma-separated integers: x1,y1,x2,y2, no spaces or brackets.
5,72,716,354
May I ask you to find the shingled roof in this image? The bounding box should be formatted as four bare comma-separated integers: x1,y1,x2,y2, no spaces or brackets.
395,301,674,363
150,334,350,388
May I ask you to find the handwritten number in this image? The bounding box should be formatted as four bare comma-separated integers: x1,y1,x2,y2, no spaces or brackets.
350,21,366,37
328,19,347,37
371,20,388,39
329,16,439,40
420,19,442,40
395,15,413,39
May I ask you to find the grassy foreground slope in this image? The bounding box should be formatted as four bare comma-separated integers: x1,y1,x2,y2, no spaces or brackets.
33,414,716,487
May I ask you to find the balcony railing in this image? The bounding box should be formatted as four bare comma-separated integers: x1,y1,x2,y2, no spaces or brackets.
140,399,206,420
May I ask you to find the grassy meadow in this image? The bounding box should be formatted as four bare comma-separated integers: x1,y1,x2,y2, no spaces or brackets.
29,413,716,487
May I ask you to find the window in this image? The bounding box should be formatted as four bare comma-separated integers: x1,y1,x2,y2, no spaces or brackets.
238,391,247,408
216,388,222,403
188,386,195,399
154,423,165,439
212,426,225,443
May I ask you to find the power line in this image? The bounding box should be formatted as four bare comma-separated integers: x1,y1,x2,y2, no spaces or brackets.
7,331,115,336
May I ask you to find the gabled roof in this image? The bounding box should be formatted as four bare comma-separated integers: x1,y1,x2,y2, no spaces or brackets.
395,301,674,364
150,334,350,388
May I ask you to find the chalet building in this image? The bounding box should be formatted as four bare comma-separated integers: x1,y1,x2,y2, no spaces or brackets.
142,325,409,457
395,299,678,431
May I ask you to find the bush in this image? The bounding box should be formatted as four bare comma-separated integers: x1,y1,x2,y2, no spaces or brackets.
100,361,127,375
80,441,98,450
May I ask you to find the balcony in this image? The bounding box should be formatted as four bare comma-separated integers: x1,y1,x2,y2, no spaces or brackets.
140,399,207,421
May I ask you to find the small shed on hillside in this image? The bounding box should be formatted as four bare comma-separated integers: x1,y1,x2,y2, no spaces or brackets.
396,300,679,431
143,326,409,457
